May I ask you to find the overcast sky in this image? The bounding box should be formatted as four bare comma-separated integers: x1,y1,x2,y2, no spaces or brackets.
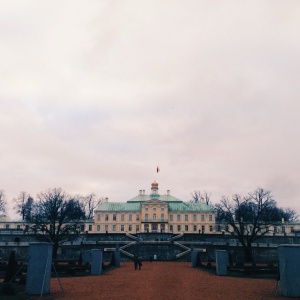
1,1,300,219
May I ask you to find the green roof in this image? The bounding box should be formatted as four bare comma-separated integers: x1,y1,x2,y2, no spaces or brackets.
95,202,141,212
94,201,214,213
169,202,214,212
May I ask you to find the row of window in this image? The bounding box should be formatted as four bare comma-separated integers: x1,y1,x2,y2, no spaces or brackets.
96,213,214,222
85,224,214,233
145,207,164,212
215,225,294,234
98,214,140,222
169,214,213,222
1,224,22,230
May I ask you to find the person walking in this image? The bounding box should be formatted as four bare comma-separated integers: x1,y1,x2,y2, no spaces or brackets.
138,256,142,270
134,255,138,270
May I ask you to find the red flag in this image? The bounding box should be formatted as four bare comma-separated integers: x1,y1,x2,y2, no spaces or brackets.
157,166,160,173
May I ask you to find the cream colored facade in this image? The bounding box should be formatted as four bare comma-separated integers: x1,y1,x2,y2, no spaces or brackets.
93,181,216,234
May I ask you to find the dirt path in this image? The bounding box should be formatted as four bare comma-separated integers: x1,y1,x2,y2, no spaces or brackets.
35,262,288,300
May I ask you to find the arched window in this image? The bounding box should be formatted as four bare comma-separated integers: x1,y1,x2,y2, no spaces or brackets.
145,214,148,221
161,214,164,221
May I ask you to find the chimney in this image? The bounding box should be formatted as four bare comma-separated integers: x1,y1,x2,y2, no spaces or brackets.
167,190,170,196
143,190,145,195
139,190,142,195
104,197,109,203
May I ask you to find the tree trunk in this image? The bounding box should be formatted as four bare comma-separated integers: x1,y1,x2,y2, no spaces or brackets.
52,242,59,259
243,243,253,263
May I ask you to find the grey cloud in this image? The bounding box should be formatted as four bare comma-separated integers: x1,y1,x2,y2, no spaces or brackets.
1,1,300,218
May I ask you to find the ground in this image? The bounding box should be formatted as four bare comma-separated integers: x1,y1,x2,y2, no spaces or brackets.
29,261,290,300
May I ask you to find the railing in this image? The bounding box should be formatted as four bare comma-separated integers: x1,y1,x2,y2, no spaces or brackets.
120,249,134,258
126,232,139,241
174,241,191,258
0,242,29,246
176,249,191,259
120,241,137,250
174,241,190,251
171,232,184,241
0,240,280,248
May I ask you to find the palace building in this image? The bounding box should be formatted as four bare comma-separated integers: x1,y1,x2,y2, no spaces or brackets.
93,181,216,234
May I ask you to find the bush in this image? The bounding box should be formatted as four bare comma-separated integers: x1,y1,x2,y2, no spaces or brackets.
206,262,212,269
4,251,18,283
18,275,27,285
1,283,16,295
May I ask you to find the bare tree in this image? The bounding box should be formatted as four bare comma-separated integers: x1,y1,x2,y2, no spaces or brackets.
29,188,85,258
281,207,299,223
215,187,298,262
191,190,213,206
0,189,7,213
81,193,103,220
14,191,34,221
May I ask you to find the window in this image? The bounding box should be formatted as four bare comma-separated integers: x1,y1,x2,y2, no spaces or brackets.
291,226,294,233
121,225,124,231
145,208,148,211
136,225,139,232
105,214,109,221
274,226,278,233
145,214,148,221
193,225,197,232
89,225,92,231
217,225,221,232
201,215,205,221
170,225,173,232
185,214,188,221
177,214,181,221
17,225,21,230
136,214,140,221
282,226,285,233
128,225,132,231
161,214,164,221
105,225,108,232
113,214,116,221
153,208,156,211
201,225,205,233
193,214,197,221
5,224,9,229
97,225,100,231
81,225,85,231
209,225,213,232
177,225,181,232
112,225,116,231
97,214,101,221
161,208,164,211
153,214,156,220
185,225,189,231
209,215,212,221
121,214,125,221
170,214,173,221
129,214,132,221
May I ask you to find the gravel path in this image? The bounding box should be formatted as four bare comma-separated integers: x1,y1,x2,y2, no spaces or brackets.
34,261,287,300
